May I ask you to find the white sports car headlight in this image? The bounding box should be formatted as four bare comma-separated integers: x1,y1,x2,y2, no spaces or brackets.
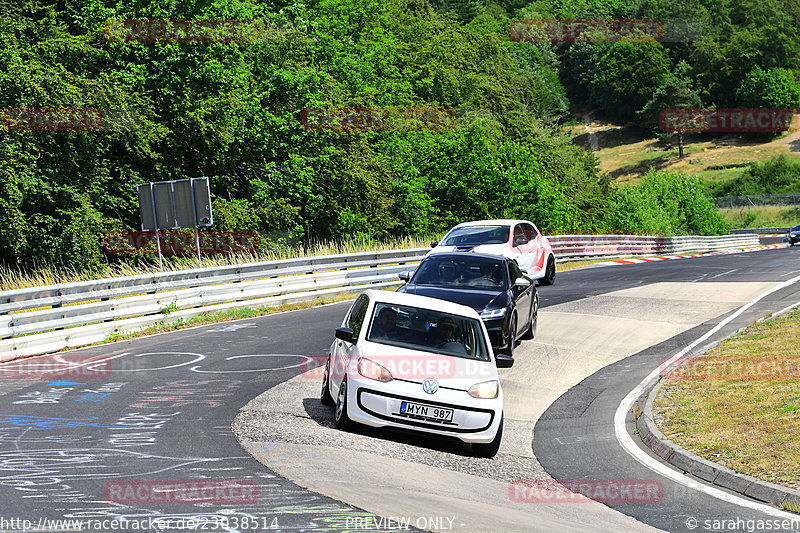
468,380,499,399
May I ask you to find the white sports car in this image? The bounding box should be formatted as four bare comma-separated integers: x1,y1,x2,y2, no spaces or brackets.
322,289,512,457
428,219,556,285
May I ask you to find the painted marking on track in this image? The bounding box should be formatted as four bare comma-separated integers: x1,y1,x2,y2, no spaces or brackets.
614,273,800,519
190,354,312,374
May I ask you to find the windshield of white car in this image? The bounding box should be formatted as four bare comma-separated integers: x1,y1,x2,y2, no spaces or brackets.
366,302,490,361
441,225,509,246
412,257,508,290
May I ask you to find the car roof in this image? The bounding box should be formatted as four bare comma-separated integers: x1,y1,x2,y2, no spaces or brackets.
362,289,482,319
452,219,532,228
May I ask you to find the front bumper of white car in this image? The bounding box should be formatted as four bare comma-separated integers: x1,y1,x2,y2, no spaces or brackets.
348,377,503,444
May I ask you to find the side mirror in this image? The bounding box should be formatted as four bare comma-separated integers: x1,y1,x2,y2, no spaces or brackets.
495,353,514,368
430,241,439,248
513,277,531,289
335,327,355,344
398,270,410,282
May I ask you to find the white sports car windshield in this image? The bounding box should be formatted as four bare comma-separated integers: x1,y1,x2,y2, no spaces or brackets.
441,225,509,246
367,302,490,361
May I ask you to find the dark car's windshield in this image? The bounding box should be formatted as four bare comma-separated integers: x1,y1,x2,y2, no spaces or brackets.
366,302,490,361
441,225,509,246
412,257,508,290
791,225,800,231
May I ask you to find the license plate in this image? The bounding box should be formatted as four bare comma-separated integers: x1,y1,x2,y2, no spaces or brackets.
400,401,453,423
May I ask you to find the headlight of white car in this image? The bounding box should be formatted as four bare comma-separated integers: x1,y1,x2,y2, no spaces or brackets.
358,358,393,382
480,308,506,320
468,380,499,399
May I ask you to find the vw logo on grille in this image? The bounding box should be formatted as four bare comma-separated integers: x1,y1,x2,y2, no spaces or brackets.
422,378,439,394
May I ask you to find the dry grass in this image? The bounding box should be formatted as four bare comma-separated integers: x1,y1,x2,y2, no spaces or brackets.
568,117,800,185
0,236,435,292
654,309,800,490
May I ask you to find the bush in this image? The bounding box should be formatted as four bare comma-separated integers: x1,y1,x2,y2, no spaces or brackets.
605,170,727,235
710,155,800,196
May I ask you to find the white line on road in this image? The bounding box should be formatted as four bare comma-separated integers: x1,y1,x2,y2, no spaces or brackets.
614,274,800,520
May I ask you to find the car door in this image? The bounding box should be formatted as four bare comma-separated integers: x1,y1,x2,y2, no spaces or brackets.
522,222,545,276
508,260,533,333
511,223,534,272
331,294,369,393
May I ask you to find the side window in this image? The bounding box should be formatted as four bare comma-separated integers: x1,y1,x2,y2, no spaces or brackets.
513,225,527,245
508,260,523,281
346,295,369,340
522,223,536,242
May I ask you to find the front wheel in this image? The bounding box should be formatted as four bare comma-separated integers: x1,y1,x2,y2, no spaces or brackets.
539,256,556,286
500,314,517,357
521,293,538,340
334,377,352,430
473,415,503,458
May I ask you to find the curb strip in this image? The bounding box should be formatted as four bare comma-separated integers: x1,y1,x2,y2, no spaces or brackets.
635,375,800,511
594,243,788,267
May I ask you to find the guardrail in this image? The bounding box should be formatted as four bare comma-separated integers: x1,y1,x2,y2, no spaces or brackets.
549,233,760,261
730,227,790,235
0,233,761,359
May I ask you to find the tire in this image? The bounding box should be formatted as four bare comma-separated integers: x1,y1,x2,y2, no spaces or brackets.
334,377,352,430
500,314,517,357
521,292,538,340
321,358,335,406
539,255,556,286
473,415,503,458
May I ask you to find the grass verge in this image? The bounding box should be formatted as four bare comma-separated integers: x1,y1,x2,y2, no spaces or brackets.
653,309,800,491
0,235,435,292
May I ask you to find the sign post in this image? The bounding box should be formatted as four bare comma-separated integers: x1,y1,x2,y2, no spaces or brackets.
136,177,213,269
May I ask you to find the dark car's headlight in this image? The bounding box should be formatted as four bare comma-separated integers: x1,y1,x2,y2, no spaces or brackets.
480,308,506,320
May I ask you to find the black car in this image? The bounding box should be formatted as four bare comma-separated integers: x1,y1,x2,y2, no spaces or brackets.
788,225,800,246
397,253,537,357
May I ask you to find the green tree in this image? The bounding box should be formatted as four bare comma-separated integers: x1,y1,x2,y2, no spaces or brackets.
736,66,800,108
589,41,671,121
637,60,703,157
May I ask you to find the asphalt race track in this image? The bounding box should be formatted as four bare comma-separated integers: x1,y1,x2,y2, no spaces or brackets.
1,243,799,532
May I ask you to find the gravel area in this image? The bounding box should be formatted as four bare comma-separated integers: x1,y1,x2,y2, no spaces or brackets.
233,374,549,484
